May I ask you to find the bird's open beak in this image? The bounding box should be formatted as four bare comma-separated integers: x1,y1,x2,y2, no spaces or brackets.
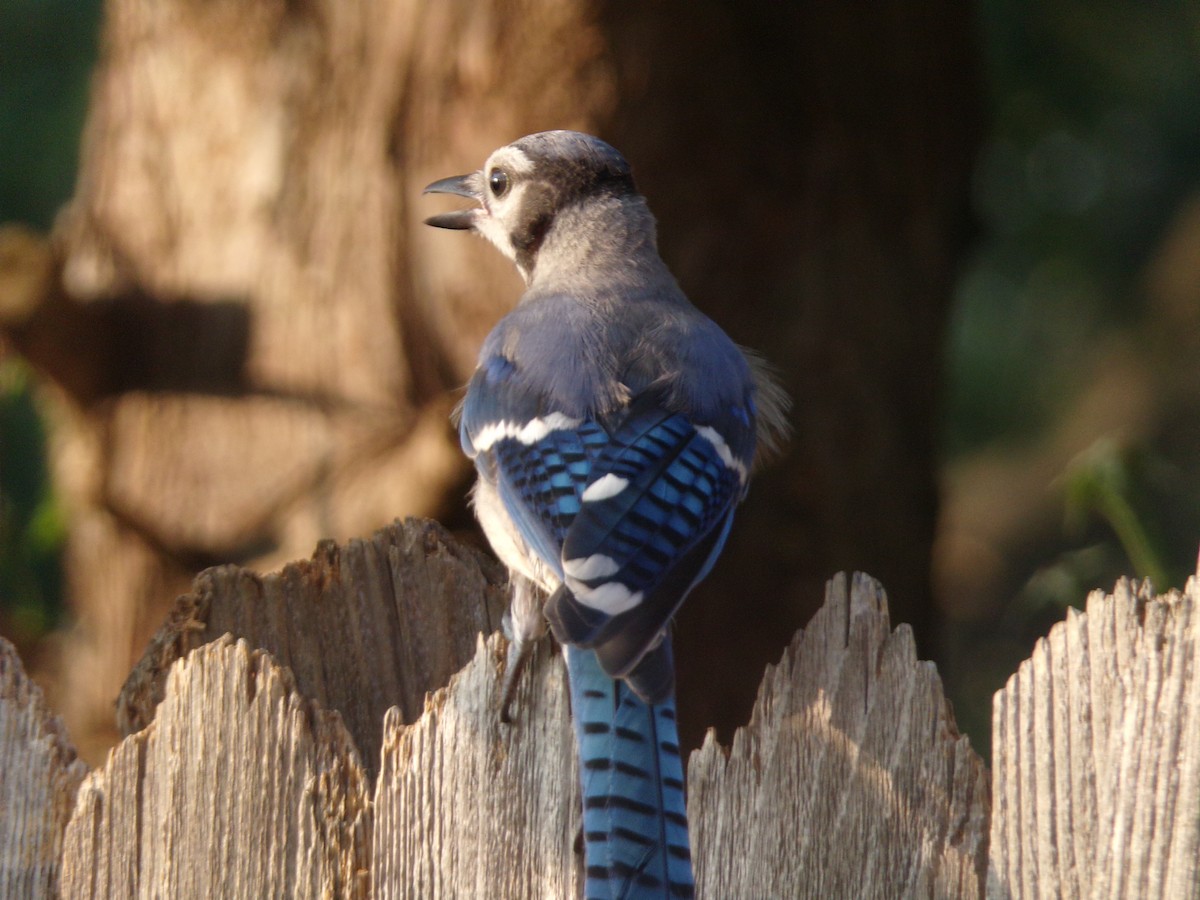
423,174,480,230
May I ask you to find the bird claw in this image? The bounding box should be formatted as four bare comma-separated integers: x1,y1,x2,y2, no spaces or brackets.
499,574,547,723
499,635,535,724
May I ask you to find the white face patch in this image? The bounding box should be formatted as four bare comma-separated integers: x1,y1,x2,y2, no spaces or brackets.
473,145,540,279
474,181,530,265
472,412,582,452
484,145,535,177
696,425,748,483
563,553,620,580
581,474,629,503
566,578,644,616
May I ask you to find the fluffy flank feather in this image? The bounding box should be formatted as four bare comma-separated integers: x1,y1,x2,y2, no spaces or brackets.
741,345,792,467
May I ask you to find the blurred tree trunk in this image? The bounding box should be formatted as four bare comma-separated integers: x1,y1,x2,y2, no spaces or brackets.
1,0,979,759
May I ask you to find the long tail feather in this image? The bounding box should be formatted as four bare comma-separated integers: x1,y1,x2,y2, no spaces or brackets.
567,645,693,900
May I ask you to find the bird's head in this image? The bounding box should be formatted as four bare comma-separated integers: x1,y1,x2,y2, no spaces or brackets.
424,131,640,283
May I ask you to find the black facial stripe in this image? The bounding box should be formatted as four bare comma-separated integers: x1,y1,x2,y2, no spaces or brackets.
512,211,552,273
509,162,637,273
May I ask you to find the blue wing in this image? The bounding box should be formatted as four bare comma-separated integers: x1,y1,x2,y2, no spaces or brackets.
545,396,745,696
462,353,751,703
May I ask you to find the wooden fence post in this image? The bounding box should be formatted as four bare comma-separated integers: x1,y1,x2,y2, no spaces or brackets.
687,572,989,897
0,638,88,897
62,636,371,898
989,575,1200,898
0,519,1196,897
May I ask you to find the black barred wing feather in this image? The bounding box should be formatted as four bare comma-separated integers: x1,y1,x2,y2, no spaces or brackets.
545,398,746,700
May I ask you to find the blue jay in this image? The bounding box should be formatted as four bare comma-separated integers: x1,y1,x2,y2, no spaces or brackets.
425,131,786,900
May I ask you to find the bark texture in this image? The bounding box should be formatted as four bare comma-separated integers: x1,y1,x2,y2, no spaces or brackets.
7,0,615,762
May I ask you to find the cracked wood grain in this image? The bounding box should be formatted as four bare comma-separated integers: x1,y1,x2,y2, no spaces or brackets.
61,636,371,899
0,637,89,898
989,576,1200,899
118,517,508,779
688,573,990,899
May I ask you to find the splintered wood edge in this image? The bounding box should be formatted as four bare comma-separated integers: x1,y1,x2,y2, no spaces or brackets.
116,588,210,734
65,635,372,899
0,635,89,895
116,533,356,734
116,516,505,736
988,575,1200,899
687,571,990,899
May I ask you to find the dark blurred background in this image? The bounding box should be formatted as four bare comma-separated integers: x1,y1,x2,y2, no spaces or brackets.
0,0,102,652
2,0,1198,761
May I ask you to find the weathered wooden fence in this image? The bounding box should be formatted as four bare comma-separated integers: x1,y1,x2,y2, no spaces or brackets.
2,518,1197,898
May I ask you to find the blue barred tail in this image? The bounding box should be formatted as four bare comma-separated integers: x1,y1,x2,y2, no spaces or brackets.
567,645,694,900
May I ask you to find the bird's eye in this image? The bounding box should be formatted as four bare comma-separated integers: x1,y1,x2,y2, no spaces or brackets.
489,168,510,197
